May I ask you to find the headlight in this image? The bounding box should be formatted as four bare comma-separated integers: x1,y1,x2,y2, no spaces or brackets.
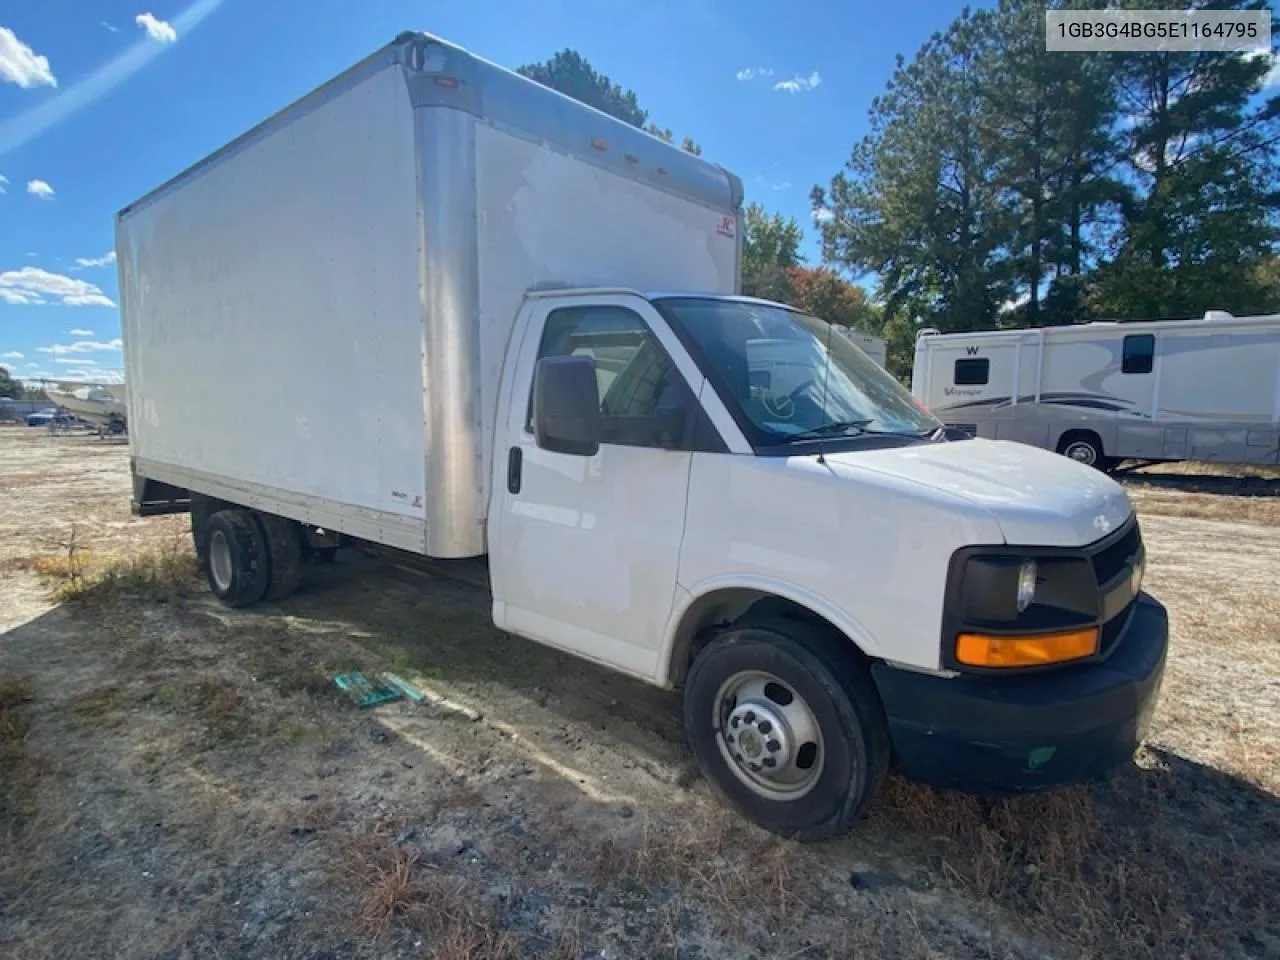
1016,560,1037,613
944,550,1099,671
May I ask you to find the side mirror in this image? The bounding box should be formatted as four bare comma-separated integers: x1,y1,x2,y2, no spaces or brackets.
533,355,601,456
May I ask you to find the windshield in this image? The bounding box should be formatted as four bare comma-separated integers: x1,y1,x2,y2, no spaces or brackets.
655,297,941,448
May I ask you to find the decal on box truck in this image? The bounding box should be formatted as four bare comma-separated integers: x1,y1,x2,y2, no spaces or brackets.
716,215,736,239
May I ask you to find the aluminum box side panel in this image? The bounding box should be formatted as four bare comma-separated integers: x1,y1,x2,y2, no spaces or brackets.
472,120,739,510
118,64,428,548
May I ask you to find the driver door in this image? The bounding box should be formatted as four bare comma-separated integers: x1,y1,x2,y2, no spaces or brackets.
490,294,721,681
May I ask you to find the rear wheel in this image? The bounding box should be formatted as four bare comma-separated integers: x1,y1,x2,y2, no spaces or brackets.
1059,432,1108,471
683,618,890,842
203,510,270,608
257,513,305,601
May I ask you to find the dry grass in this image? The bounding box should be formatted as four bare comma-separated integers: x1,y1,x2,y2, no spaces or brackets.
1126,486,1280,525
875,771,1278,960
0,677,37,823
31,526,197,605
335,821,521,957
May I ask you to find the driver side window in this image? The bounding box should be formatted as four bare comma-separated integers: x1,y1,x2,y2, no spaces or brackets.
525,305,701,450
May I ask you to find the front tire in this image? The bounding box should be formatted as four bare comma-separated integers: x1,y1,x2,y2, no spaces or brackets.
683,619,890,842
203,510,271,608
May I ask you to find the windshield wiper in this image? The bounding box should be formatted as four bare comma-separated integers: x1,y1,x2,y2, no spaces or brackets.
787,421,941,442
788,419,873,440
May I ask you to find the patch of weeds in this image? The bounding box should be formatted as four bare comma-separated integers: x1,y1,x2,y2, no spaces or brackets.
0,677,41,826
333,822,522,955
188,679,260,742
34,527,197,607
875,773,1280,959
65,686,126,727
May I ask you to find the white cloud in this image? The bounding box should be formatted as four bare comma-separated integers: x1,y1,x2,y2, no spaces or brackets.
37,339,123,354
55,357,98,365
775,71,822,94
1,351,22,359
0,0,223,158
0,27,57,88
0,267,116,307
0,173,7,193
103,22,120,33
68,329,94,337
73,251,116,269
812,207,835,224
136,13,178,44
736,67,774,82
753,174,792,192
27,179,54,199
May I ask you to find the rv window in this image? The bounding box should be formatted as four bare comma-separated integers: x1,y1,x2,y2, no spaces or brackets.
1122,334,1154,374
954,358,989,386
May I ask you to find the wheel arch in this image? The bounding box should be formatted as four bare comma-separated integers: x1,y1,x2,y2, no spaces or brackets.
659,576,880,689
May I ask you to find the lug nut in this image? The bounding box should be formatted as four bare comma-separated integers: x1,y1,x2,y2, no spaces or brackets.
757,720,772,734
762,757,777,768
744,710,756,723
767,739,781,753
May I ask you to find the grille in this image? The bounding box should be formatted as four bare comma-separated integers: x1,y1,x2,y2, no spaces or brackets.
1091,520,1143,657
1091,522,1141,588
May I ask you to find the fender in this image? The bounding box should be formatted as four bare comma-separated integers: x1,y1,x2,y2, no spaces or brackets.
656,572,883,688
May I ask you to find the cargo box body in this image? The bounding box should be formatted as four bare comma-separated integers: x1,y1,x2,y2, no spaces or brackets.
118,32,742,558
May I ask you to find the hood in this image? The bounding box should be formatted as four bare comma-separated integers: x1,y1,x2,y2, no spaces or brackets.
819,437,1132,548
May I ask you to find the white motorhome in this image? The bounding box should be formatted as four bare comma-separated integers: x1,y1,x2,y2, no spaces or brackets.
912,312,1280,469
119,32,1166,841
833,327,887,367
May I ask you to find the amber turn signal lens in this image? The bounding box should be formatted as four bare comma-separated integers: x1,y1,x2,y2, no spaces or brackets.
955,628,1099,668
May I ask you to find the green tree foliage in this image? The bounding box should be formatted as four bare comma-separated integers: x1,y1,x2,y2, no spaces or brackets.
815,0,1280,334
516,50,648,127
0,366,27,400
1091,0,1280,318
742,203,805,300
518,50,702,155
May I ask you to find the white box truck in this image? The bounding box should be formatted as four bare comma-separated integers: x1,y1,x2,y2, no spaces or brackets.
911,312,1280,469
119,32,1167,841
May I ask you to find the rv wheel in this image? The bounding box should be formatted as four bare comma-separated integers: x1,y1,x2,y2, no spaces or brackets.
1060,432,1106,470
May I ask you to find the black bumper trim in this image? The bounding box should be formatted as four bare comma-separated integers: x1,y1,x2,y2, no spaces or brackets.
872,592,1168,793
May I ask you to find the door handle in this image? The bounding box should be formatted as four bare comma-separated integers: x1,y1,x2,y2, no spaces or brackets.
507,446,523,494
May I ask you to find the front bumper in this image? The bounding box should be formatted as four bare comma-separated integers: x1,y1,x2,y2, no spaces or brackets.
871,591,1168,793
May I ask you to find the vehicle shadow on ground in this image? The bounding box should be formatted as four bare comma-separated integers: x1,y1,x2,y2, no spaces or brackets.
1118,469,1280,498
283,558,1280,878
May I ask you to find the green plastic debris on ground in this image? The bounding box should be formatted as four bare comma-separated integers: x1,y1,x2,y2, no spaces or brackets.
333,671,402,708
380,672,428,704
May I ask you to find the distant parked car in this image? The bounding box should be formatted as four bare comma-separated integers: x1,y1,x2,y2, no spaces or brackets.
26,408,73,427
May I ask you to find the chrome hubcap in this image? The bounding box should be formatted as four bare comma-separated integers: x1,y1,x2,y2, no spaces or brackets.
1066,442,1095,464
714,671,824,800
209,530,233,592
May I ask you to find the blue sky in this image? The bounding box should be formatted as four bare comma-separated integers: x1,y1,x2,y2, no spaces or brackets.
1,0,977,384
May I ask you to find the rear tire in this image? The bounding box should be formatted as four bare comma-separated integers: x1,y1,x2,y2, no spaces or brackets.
1059,432,1109,471
683,618,890,842
257,513,305,602
203,510,271,608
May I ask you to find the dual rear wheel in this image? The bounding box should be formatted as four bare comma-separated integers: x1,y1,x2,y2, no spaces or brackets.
197,507,306,607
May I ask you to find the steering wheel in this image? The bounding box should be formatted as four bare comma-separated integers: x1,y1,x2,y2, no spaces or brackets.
760,381,815,421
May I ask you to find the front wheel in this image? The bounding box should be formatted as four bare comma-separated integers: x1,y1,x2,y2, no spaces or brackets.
683,619,890,842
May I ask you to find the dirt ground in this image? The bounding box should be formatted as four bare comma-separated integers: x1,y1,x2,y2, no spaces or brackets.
1,425,1277,960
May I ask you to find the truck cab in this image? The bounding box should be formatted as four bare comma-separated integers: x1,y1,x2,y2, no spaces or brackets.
489,288,1166,839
